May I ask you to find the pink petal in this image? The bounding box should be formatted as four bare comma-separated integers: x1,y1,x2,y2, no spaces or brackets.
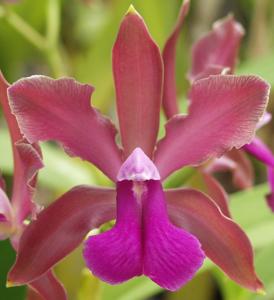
256,112,272,130
143,180,205,291
207,150,254,189
188,15,244,82
28,270,67,300
1,72,43,224
8,185,116,284
166,188,263,291
12,142,43,223
0,188,13,240
155,75,270,179
200,172,231,217
226,149,254,189
243,137,274,168
83,181,142,284
266,167,274,212
162,0,190,118
113,7,163,158
8,76,122,181
0,71,21,141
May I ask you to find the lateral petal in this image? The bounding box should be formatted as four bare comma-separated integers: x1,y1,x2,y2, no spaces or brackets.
8,185,116,285
8,76,122,180
166,188,263,291
189,172,231,217
113,7,163,158
143,180,205,291
162,0,190,118
0,188,14,240
207,149,254,189
188,15,244,82
83,180,142,284
0,71,43,224
155,75,270,179
29,270,67,300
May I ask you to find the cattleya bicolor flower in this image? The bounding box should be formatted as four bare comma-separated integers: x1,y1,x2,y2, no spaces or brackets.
162,0,274,212
0,72,67,300
6,4,270,293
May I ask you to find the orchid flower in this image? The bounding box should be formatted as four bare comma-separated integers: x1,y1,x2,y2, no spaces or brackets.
6,5,270,292
0,71,67,300
188,7,274,211
163,0,274,212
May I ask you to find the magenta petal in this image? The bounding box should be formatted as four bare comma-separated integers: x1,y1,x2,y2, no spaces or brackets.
113,8,163,158
166,188,263,291
243,137,274,168
162,0,190,118
143,181,205,291
29,270,67,300
8,186,116,284
83,181,142,284
8,76,122,180
188,15,244,82
155,75,270,179
266,167,274,212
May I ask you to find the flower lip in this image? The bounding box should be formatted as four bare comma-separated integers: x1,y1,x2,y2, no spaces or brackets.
117,148,160,181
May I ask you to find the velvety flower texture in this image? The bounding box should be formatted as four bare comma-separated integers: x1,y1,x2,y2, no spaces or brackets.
0,72,67,300
162,1,274,212
7,2,270,293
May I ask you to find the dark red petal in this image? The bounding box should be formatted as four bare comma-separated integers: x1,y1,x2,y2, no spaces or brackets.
8,185,116,284
28,270,67,300
188,15,244,82
155,75,270,179
113,8,163,158
162,0,190,118
202,173,230,217
0,71,43,223
8,76,122,181
166,188,263,292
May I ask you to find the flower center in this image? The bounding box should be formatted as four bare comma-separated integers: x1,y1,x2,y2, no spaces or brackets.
117,147,160,181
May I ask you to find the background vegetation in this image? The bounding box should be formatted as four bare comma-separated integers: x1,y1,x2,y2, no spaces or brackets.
0,0,274,299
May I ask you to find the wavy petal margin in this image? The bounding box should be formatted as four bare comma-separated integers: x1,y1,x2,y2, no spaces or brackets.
155,75,270,179
188,15,244,82
8,76,122,181
165,188,263,292
8,185,116,284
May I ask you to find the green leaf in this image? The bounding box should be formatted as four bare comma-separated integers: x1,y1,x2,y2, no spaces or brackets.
101,277,162,300
238,54,274,86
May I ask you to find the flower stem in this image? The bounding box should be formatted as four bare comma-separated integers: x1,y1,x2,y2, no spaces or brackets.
0,2,68,78
3,7,47,51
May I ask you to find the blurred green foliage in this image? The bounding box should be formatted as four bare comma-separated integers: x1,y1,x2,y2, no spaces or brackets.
1,0,274,299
